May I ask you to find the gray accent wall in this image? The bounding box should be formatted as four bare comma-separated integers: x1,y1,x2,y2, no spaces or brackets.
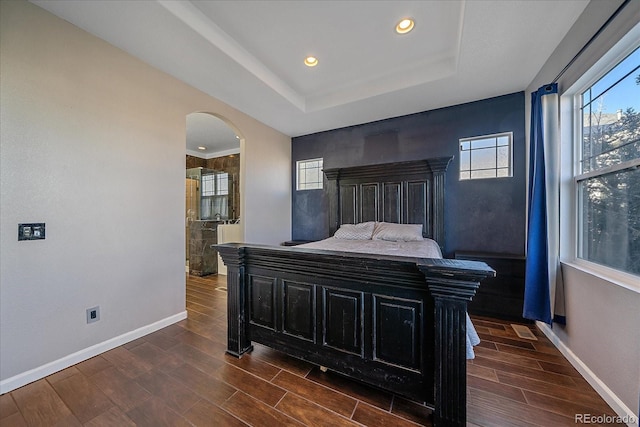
292,92,526,257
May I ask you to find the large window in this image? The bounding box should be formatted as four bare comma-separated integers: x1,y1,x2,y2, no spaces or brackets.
576,46,640,276
459,133,512,180
296,158,323,190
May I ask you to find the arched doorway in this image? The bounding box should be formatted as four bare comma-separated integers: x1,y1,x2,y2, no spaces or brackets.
185,112,242,277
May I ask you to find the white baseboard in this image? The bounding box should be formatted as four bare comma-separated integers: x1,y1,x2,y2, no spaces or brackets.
536,321,639,427
0,311,187,395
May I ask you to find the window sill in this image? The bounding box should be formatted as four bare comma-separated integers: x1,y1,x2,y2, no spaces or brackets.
560,259,640,295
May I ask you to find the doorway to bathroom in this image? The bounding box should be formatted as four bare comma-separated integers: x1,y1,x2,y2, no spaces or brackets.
185,112,242,278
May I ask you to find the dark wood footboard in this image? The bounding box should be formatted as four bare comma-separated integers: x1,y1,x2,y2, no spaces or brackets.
218,243,494,427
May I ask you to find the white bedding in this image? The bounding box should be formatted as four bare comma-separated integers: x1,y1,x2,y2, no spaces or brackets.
298,237,443,259
298,236,480,359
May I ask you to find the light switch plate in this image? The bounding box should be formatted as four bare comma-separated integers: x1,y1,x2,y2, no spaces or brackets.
18,223,45,241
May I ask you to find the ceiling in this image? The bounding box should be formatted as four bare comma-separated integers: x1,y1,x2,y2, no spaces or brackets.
186,113,240,158
33,0,589,142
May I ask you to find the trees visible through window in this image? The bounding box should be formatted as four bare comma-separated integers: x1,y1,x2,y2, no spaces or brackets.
577,46,639,276
297,158,323,190
459,133,513,180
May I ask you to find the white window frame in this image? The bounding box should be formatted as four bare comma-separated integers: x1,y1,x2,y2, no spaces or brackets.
201,171,229,196
458,132,513,180
296,158,323,191
560,24,640,292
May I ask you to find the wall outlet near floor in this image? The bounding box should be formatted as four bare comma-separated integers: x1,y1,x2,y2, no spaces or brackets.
86,306,100,324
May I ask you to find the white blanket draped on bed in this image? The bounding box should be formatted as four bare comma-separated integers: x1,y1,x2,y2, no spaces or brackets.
298,236,481,359
299,237,443,259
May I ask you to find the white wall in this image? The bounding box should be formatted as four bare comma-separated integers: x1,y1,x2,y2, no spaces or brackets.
557,266,640,415
526,0,640,420
240,125,292,245
0,0,290,392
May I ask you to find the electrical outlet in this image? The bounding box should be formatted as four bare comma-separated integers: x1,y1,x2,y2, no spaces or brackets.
86,306,100,324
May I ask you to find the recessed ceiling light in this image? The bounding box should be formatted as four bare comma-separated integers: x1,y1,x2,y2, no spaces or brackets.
395,18,415,34
198,146,206,150
304,56,318,67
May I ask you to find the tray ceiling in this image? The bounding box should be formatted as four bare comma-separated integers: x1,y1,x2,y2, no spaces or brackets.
32,0,589,138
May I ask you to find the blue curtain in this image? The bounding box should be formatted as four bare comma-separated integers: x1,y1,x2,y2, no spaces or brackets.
523,84,557,325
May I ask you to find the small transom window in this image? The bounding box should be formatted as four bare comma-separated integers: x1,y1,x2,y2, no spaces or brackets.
459,132,513,180
296,158,324,190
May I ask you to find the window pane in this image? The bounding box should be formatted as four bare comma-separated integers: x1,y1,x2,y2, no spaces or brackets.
217,173,229,195
588,47,640,102
459,151,470,171
497,168,510,177
582,88,591,107
459,132,512,180
580,48,640,174
497,146,510,169
297,158,323,190
582,90,640,172
470,138,496,150
471,169,496,179
496,136,510,146
471,147,496,170
305,168,318,185
578,167,640,275
201,174,214,196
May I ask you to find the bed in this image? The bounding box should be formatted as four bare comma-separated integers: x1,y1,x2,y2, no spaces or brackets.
217,157,495,426
298,232,481,360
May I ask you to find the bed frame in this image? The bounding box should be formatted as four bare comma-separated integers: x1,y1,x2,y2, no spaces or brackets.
217,158,495,426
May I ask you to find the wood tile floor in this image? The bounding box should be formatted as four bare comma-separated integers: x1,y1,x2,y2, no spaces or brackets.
0,275,623,426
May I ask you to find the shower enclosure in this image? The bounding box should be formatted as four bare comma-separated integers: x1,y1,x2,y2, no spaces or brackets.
185,167,234,276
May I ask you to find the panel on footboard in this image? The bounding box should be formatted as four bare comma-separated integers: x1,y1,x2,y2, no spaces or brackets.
373,295,423,371
322,287,364,356
282,281,316,342
248,275,276,330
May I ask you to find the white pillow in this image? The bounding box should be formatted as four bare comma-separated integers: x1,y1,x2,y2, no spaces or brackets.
334,222,375,240
372,222,424,241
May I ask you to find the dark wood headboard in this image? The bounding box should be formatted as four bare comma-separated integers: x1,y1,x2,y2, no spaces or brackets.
323,157,452,248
